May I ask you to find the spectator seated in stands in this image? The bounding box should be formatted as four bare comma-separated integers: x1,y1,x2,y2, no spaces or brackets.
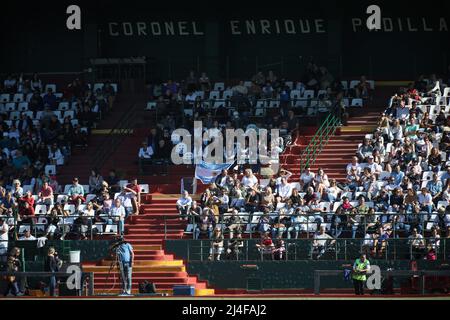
311,225,335,259
241,169,258,190
67,177,85,208
37,180,54,208
18,191,35,226
176,190,193,221
299,166,315,192
138,141,154,173
105,169,120,193
18,229,36,241
109,198,126,236
88,169,104,194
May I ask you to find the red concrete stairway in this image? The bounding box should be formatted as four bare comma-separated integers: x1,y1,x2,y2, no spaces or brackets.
82,194,214,296
278,106,384,183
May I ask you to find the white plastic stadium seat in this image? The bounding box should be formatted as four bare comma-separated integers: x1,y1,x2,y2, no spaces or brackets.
64,204,76,215
349,80,359,89
290,90,301,99
351,98,363,107
9,111,20,121
35,205,47,215
45,165,56,176
13,93,24,102
17,102,29,111
222,90,233,100
86,194,97,203
1,94,10,103
302,90,314,99
5,102,15,112
213,82,225,91
140,184,149,193
209,91,220,100
63,110,75,119
422,171,434,181
119,180,129,189
58,102,70,111
63,185,72,194
104,225,118,234
93,83,104,92
22,185,33,194
269,100,279,108
255,108,265,117
57,195,68,204
146,102,156,110
45,84,57,92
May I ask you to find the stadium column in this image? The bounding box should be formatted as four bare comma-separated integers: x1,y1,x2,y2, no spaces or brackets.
83,23,99,83
203,20,221,80
322,0,343,77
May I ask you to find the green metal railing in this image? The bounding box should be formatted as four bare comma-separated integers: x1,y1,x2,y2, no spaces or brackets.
300,108,340,171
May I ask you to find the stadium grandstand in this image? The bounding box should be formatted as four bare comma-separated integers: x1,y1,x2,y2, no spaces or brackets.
1,0,450,303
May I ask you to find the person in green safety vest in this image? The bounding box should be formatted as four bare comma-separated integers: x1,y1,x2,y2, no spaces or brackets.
352,253,370,295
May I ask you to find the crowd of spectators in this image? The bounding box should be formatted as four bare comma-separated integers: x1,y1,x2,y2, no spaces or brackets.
141,68,373,172
0,73,136,264
175,73,450,261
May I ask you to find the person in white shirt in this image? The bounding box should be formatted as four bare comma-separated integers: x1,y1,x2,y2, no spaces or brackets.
0,218,8,256
241,169,258,189
299,166,315,191
346,156,361,175
388,119,403,141
138,141,154,173
49,143,64,165
82,202,95,217
366,155,382,176
418,187,433,216
109,199,126,235
18,229,36,241
176,190,193,220
277,177,293,202
138,141,154,159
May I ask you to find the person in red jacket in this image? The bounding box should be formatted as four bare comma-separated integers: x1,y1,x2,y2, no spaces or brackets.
18,191,35,227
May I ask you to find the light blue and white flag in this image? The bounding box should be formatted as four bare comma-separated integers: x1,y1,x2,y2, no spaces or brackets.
195,161,233,184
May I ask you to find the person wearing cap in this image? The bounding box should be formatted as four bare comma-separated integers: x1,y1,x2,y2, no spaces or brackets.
112,237,134,296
